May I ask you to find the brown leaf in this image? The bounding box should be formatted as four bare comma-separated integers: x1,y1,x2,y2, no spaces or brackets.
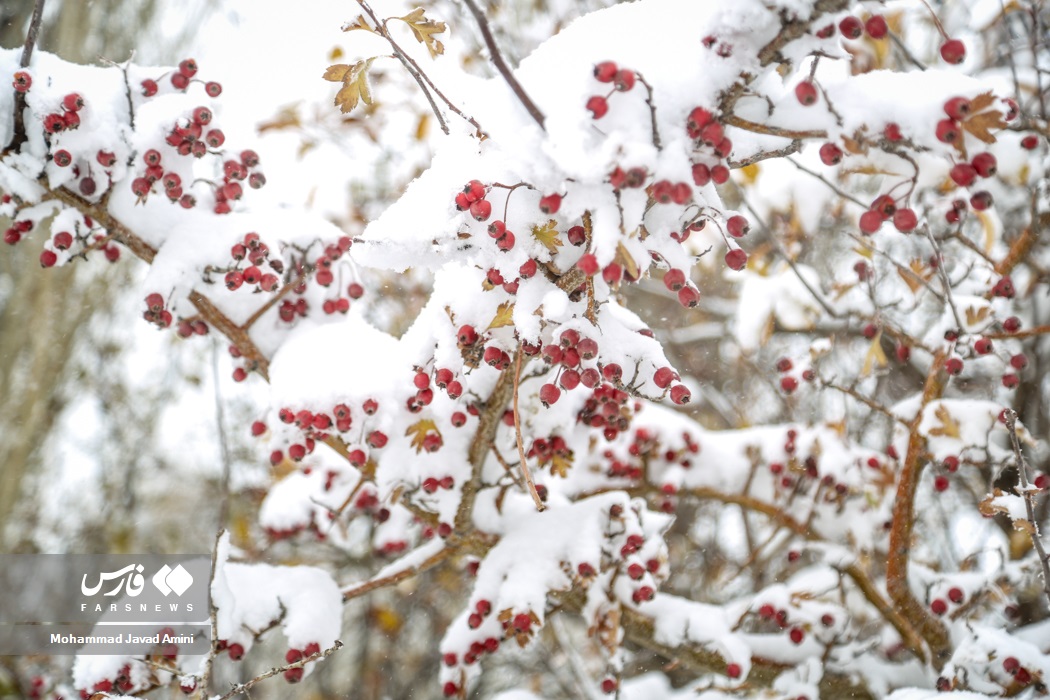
395,8,446,59
323,64,352,82
487,301,515,330
342,14,375,33
332,58,376,114
861,332,888,377
968,91,997,114
842,134,867,155
965,305,990,327
962,110,1006,145
531,220,564,257
550,454,572,478
616,242,639,280
405,419,440,453
928,404,960,438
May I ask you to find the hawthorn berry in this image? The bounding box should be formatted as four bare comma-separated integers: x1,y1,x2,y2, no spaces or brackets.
971,152,997,178
726,215,750,238
586,95,609,119
940,39,966,64
795,80,818,106
670,384,691,404
724,248,747,270
859,210,883,234
540,383,561,407
892,207,918,232
865,15,888,38
819,142,843,166
930,598,948,614
936,119,960,144
12,71,31,92
593,61,618,82
613,69,636,92
839,16,863,39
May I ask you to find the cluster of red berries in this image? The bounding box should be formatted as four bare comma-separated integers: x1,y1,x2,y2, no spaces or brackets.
162,105,222,159
42,91,84,136
687,107,732,187
586,60,637,119
141,58,221,97
527,434,572,469
928,586,966,616
858,193,913,235
753,603,808,644
215,150,265,215
143,292,172,328
454,179,492,222
774,356,816,394
225,232,283,292
578,383,633,442
282,642,321,683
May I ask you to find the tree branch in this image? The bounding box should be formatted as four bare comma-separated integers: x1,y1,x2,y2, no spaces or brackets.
460,0,546,130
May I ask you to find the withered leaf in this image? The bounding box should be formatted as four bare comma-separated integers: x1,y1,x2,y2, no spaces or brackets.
861,332,888,377
962,109,1006,145
331,58,376,114
405,419,440,454
323,64,352,82
531,219,564,256
616,242,639,280
550,454,572,478
487,301,515,330
928,404,960,438
396,8,446,59
342,14,375,33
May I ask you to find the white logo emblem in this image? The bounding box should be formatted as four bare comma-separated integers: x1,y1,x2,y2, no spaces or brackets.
152,564,193,596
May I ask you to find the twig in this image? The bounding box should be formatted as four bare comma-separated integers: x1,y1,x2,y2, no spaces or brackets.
888,31,928,71
1002,409,1050,609
635,71,661,151
460,0,546,130
214,641,343,700
9,0,46,151
728,140,804,169
341,545,451,601
787,157,868,208
922,224,964,331
513,346,546,512
723,114,827,140
886,351,951,668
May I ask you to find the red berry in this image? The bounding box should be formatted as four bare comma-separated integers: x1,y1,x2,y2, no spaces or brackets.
670,384,691,404
948,587,964,603
936,119,960,144
63,93,84,112
283,668,304,684
943,96,972,121
654,366,676,389
945,357,964,375
934,475,949,492
970,191,993,210
663,268,686,292
227,643,245,660
39,249,57,267
893,208,918,232
884,122,903,141
789,627,804,644
971,152,997,178
711,164,730,184
865,15,888,38
940,39,966,64
677,286,700,308
593,61,618,83
859,210,883,234
780,376,798,394
12,71,31,92
726,663,742,679
601,678,618,694
974,337,993,354
578,253,599,276
540,383,561,407
930,598,948,614
839,16,863,39
819,142,843,166
539,193,561,214
724,248,747,270
469,199,491,221
1021,134,1040,150
726,215,750,238
614,69,636,92
795,80,818,106
950,163,978,187
586,95,609,119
